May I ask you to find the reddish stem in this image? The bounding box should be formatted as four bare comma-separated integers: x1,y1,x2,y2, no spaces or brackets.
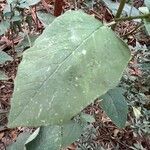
54,0,63,17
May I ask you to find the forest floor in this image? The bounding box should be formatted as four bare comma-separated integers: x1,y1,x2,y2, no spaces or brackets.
0,0,150,150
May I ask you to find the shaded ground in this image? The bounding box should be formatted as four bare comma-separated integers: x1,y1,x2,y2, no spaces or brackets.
0,0,150,149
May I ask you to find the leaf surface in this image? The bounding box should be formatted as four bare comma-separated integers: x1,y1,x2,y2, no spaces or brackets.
8,10,130,127
0,71,8,80
0,51,13,64
7,133,30,150
0,21,10,35
26,121,83,150
100,87,128,128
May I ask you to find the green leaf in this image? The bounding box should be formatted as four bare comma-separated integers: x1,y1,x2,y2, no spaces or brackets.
8,10,130,127
26,121,83,150
19,0,41,8
0,71,8,80
7,132,30,150
144,18,150,35
0,21,10,35
145,0,150,10
139,7,149,14
0,51,13,64
15,34,38,54
100,87,128,128
80,113,95,123
37,11,55,27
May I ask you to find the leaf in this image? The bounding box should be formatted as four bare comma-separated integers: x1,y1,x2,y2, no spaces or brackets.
100,87,128,128
7,132,30,150
0,21,10,35
0,51,13,64
139,7,149,14
144,18,150,35
19,0,41,8
37,11,55,27
0,71,8,80
145,0,150,10
15,34,38,53
80,113,95,123
26,121,83,150
8,10,130,127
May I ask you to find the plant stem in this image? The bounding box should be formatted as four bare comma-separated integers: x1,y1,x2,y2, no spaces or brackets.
112,0,126,30
115,13,150,22
115,0,126,18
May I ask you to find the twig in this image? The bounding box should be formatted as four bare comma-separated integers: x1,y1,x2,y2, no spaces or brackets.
0,110,9,114
121,23,144,38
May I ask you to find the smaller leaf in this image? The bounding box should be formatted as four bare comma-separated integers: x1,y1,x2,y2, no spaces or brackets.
80,113,95,123
100,87,128,128
145,0,150,10
15,34,38,54
144,18,150,35
0,71,8,80
26,126,61,150
7,132,30,150
0,51,13,64
0,21,10,35
139,7,149,14
19,0,41,8
26,121,84,150
37,11,55,27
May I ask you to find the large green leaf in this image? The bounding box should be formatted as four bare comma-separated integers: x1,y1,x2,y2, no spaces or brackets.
100,87,128,128
8,10,130,127
26,121,84,150
0,51,13,64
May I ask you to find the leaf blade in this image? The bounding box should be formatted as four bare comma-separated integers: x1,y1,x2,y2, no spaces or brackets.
8,10,130,127
100,87,128,128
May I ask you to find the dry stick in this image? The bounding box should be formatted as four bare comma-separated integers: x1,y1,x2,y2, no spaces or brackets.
54,0,63,17
112,0,127,30
121,22,144,38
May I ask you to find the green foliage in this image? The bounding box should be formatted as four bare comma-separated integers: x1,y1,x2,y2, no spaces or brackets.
0,0,41,36
8,10,130,128
139,6,150,35
7,132,31,150
7,120,85,150
26,121,84,150
37,11,55,27
100,87,128,128
0,51,13,64
144,0,150,10
0,21,10,35
0,71,8,80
